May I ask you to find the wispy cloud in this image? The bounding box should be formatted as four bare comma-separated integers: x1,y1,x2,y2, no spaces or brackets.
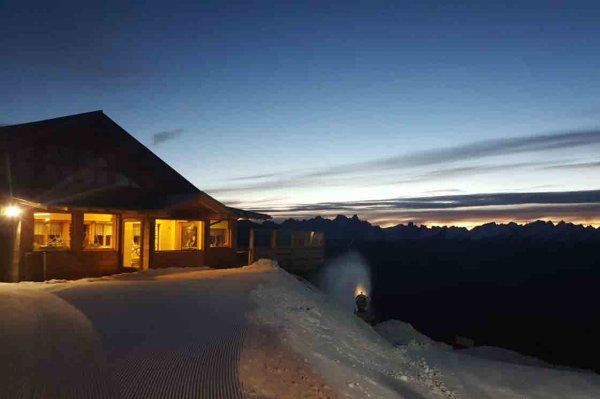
208,161,555,196
542,161,600,170
209,128,600,195
395,161,551,184
257,189,600,213
152,128,184,145
229,172,280,181
304,129,600,178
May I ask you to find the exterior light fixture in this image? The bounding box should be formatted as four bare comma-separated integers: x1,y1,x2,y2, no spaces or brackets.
2,205,22,218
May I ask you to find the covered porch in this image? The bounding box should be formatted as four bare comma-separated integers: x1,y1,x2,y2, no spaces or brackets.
0,193,269,282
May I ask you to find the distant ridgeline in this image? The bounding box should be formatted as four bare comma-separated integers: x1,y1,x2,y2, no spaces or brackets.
239,215,600,242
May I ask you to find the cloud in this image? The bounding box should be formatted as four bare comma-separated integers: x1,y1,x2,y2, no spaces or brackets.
207,161,555,196
258,189,600,214
542,161,600,170
208,128,600,195
229,172,280,181
395,161,551,183
152,128,184,145
305,129,600,178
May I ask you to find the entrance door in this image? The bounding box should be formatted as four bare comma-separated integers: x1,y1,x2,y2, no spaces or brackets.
122,220,142,269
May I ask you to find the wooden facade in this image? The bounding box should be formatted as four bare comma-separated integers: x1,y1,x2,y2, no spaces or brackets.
0,111,267,282
248,229,325,275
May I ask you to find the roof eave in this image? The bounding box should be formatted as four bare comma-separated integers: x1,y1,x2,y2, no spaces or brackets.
228,207,272,220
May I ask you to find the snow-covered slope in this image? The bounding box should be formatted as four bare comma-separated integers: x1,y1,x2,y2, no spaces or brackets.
248,260,600,398
2,260,600,398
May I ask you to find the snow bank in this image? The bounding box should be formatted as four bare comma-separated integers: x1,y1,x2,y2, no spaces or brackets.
13,259,279,293
248,261,600,399
375,320,441,349
460,346,555,368
248,260,456,398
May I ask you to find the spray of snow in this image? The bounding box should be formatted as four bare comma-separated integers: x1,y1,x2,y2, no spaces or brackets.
317,250,372,312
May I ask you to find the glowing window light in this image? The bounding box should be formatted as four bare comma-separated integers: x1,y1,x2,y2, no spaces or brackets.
2,205,22,218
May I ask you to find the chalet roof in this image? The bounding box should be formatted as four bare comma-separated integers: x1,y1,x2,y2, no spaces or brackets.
228,207,271,220
0,111,263,217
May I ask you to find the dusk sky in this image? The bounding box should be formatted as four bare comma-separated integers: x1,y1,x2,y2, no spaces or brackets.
2,1,600,227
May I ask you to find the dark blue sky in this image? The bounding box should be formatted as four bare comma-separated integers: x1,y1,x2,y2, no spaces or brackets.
2,1,600,226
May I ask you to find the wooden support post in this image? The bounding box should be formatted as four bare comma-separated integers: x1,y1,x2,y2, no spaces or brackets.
19,208,34,280
270,230,277,260
42,251,47,281
248,229,255,265
71,211,83,251
203,220,211,265
230,218,238,250
141,216,152,271
8,218,21,282
117,214,124,270
147,216,155,270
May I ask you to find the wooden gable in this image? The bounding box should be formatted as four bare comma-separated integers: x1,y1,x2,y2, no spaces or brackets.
0,111,229,214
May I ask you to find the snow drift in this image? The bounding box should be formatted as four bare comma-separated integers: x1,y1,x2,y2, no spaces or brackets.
248,259,600,398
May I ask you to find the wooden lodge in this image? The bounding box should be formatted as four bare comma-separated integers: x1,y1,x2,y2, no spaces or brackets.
247,228,325,275
0,111,269,282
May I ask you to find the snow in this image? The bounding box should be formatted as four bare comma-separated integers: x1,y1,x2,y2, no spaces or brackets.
0,284,113,397
459,346,556,368
375,320,448,349
248,260,600,398
1,259,600,398
248,263,457,398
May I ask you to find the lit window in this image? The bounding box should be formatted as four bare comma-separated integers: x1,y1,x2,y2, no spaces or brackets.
309,231,324,246
83,214,116,249
33,213,72,250
155,220,204,251
210,220,230,248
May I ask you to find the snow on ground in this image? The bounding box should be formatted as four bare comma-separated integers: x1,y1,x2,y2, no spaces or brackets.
248,261,456,399
0,283,114,397
375,320,600,398
459,345,556,368
248,260,600,399
0,261,297,399
2,259,600,399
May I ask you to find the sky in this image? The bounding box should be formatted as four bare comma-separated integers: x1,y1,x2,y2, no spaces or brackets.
2,0,600,227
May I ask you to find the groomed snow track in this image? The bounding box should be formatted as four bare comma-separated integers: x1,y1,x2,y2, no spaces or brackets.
56,273,260,399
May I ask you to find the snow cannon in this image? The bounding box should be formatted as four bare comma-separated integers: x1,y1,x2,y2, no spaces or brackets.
354,292,375,325
355,292,369,313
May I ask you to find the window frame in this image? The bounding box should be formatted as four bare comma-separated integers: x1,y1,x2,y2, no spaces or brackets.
33,212,73,251
209,219,231,248
154,219,204,252
83,213,117,251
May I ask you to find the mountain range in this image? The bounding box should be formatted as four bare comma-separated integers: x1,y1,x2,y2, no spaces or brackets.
240,215,600,242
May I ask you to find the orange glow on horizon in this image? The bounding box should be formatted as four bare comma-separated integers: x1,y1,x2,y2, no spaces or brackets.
259,205,600,230
374,218,600,229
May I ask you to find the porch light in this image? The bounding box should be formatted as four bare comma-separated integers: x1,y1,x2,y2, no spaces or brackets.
2,205,22,218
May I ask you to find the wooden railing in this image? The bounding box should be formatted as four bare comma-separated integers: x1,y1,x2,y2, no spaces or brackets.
248,229,325,274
